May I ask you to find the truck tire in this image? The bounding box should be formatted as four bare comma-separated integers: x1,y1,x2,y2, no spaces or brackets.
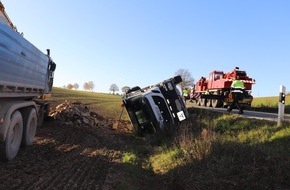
211,99,218,108
212,99,222,108
206,99,212,107
196,98,201,106
38,105,45,127
200,98,206,107
0,111,23,161
22,108,37,146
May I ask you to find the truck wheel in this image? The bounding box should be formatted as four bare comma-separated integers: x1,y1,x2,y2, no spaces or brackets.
38,105,45,127
1,111,23,161
212,99,222,108
22,108,37,146
206,99,212,107
200,98,206,107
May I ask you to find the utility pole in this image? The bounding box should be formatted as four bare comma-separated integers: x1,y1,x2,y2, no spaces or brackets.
278,85,286,126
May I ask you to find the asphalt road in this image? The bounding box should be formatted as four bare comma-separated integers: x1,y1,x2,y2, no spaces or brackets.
192,105,290,122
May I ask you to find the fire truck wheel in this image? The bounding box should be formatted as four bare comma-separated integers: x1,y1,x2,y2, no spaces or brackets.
22,108,37,146
1,111,23,161
200,98,206,106
197,99,201,106
206,99,212,107
212,99,222,108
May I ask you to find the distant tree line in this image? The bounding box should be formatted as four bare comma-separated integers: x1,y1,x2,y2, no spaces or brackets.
65,81,94,91
65,83,79,90
63,68,194,94
83,81,94,91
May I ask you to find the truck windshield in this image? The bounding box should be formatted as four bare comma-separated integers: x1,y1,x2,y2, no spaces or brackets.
126,96,152,128
135,109,150,125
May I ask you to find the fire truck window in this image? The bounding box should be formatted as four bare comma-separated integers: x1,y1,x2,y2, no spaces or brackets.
214,74,222,80
209,74,213,81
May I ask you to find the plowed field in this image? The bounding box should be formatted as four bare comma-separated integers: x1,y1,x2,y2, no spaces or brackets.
0,117,157,190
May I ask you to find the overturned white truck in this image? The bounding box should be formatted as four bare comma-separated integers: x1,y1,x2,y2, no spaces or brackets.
0,2,56,160
122,76,189,136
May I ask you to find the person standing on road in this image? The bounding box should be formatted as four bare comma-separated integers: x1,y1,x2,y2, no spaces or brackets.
227,76,245,114
183,88,189,103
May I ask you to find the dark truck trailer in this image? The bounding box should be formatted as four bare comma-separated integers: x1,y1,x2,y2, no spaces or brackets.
122,75,189,136
0,2,56,161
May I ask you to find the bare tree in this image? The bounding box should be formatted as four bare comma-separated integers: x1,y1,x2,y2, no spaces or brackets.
83,82,90,91
73,83,79,90
121,86,130,94
67,83,73,90
83,81,94,91
88,81,94,91
175,69,194,90
109,84,119,94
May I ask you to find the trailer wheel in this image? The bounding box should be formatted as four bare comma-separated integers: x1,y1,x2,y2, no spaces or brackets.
0,111,23,161
22,108,37,146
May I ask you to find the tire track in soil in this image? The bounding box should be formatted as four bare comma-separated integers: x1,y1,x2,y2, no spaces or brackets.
0,120,125,190
39,156,110,190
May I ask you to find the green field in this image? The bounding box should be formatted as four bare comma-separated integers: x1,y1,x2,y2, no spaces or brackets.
50,87,125,119
252,94,290,107
49,87,290,189
252,94,290,113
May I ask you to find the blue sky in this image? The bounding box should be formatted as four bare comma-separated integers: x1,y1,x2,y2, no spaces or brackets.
2,0,289,97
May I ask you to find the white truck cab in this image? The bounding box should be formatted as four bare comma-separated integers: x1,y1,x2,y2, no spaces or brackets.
122,76,189,136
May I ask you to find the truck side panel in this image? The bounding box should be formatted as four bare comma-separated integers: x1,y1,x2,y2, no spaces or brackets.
0,23,49,97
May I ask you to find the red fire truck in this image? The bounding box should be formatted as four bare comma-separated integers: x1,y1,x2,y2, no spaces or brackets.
190,67,255,108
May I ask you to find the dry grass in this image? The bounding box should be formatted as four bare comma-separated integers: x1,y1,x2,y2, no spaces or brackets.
165,109,290,189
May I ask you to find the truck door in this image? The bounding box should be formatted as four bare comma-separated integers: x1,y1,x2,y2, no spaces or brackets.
208,72,214,89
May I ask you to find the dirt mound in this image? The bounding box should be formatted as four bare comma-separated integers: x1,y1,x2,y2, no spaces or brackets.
49,101,113,128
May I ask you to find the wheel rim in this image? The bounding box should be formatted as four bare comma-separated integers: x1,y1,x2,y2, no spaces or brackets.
10,124,20,149
206,99,211,107
200,99,206,106
212,99,218,108
6,111,23,160
197,99,201,106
